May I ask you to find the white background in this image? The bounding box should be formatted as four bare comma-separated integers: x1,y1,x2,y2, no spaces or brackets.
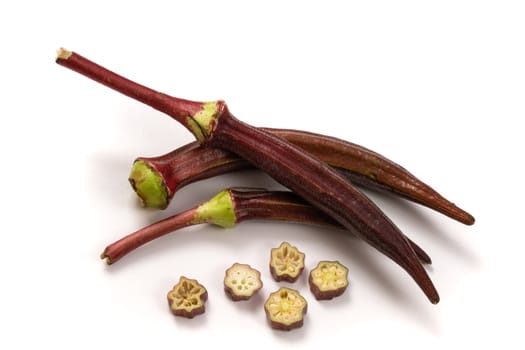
1,1,524,349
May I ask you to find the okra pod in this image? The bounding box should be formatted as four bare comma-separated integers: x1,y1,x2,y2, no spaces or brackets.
131,130,474,226
101,188,431,266
57,49,439,303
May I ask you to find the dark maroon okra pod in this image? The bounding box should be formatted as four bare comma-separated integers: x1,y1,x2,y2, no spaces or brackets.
101,188,432,266
57,49,439,304
131,130,475,226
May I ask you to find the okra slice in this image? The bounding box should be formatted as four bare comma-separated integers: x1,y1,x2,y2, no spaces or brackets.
224,263,263,301
309,261,349,300
264,287,307,331
269,242,305,282
167,276,208,318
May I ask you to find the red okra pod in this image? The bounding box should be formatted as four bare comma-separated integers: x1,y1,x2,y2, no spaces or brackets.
101,188,431,265
131,129,474,225
56,49,439,303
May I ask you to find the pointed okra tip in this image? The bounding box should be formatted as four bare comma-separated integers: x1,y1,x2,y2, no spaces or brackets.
129,160,169,209
194,189,237,228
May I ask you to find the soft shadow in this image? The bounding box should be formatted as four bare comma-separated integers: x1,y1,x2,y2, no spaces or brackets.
227,291,265,315
85,151,135,202
269,316,311,343
169,311,210,329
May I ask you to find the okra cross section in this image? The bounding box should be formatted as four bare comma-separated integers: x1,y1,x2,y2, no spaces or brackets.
309,261,349,300
264,287,308,331
167,276,208,318
224,263,263,301
269,242,306,283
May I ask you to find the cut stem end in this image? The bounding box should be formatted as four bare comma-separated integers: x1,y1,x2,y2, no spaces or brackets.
129,160,169,209
56,47,72,60
100,251,113,265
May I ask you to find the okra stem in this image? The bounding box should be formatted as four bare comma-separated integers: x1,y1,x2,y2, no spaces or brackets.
132,130,474,225
57,49,439,303
101,209,197,265
56,48,206,137
101,189,431,265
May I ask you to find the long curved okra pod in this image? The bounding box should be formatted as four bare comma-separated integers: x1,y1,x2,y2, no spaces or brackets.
131,130,474,225
56,49,439,303
101,188,431,265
